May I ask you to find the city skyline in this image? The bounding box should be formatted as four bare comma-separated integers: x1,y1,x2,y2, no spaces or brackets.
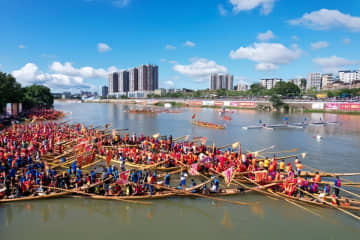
1,0,360,92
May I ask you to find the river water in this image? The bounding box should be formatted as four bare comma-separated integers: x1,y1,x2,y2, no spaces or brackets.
1,101,359,239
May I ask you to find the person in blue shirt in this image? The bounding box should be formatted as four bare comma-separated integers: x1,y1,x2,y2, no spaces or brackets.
71,161,77,175
190,179,197,193
60,157,66,163
214,178,219,192
334,176,342,197
164,173,170,186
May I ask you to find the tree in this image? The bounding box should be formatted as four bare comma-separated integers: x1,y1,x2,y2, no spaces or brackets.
273,82,300,97
269,95,284,111
0,72,23,112
23,85,54,109
300,79,307,91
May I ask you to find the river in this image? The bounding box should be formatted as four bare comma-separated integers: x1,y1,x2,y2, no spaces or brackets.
1,101,359,239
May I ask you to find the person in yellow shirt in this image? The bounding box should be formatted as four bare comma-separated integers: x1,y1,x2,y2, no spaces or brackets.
279,160,285,172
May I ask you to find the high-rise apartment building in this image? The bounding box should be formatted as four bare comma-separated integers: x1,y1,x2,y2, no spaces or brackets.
129,68,138,91
260,78,282,89
209,73,233,90
108,72,119,94
138,65,148,91
210,73,217,90
307,73,322,90
101,86,108,97
119,70,129,92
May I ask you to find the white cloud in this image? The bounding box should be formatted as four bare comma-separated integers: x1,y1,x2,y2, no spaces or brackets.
18,44,26,49
112,0,130,8
311,41,329,49
313,56,359,73
165,44,176,50
255,63,278,71
289,9,360,32
218,4,227,16
229,42,302,71
168,60,177,64
184,41,196,47
173,58,227,82
257,30,275,41
11,63,90,90
343,38,351,44
230,0,276,15
97,43,112,53
164,80,175,87
49,62,118,79
11,62,120,91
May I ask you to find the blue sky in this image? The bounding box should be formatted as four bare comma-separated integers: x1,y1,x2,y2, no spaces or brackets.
1,0,360,92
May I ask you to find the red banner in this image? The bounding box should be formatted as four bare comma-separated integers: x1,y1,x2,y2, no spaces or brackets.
339,103,360,111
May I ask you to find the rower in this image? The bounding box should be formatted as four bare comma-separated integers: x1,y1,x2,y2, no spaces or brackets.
334,176,341,197
164,172,170,187
279,160,285,172
190,179,197,193
295,160,303,176
180,173,186,189
323,184,330,196
313,172,321,183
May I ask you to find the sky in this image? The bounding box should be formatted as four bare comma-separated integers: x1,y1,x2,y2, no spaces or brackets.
1,0,360,93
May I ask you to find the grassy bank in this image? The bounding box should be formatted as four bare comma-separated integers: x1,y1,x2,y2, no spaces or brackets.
304,109,360,115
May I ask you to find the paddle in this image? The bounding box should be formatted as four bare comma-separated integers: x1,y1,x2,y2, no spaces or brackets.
297,187,360,221
152,183,255,206
39,185,152,205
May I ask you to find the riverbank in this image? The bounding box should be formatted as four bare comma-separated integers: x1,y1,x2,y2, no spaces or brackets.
82,98,360,115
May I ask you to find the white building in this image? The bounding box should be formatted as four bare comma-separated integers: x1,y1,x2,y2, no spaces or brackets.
306,73,322,91
236,83,248,91
321,73,334,88
288,78,305,90
338,70,360,84
260,78,282,89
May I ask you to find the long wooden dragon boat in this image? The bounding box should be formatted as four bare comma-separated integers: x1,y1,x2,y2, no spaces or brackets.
192,120,225,130
0,191,70,203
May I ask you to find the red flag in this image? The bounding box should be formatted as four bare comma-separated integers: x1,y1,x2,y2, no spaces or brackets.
254,170,267,183
117,170,130,185
192,113,196,119
201,137,207,145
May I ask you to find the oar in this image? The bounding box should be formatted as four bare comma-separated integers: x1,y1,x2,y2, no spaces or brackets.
334,186,360,200
173,135,188,142
241,176,324,218
297,187,360,221
39,185,152,205
262,148,299,154
152,183,255,206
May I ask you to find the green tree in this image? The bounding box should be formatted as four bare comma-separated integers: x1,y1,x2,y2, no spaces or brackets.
269,95,284,111
273,82,300,97
0,72,24,112
23,85,54,109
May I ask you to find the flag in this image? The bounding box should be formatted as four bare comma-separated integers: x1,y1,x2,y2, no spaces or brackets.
232,141,239,149
188,163,199,176
192,113,196,119
201,137,207,145
152,133,160,139
254,170,267,183
301,152,307,159
222,167,235,187
117,170,130,185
